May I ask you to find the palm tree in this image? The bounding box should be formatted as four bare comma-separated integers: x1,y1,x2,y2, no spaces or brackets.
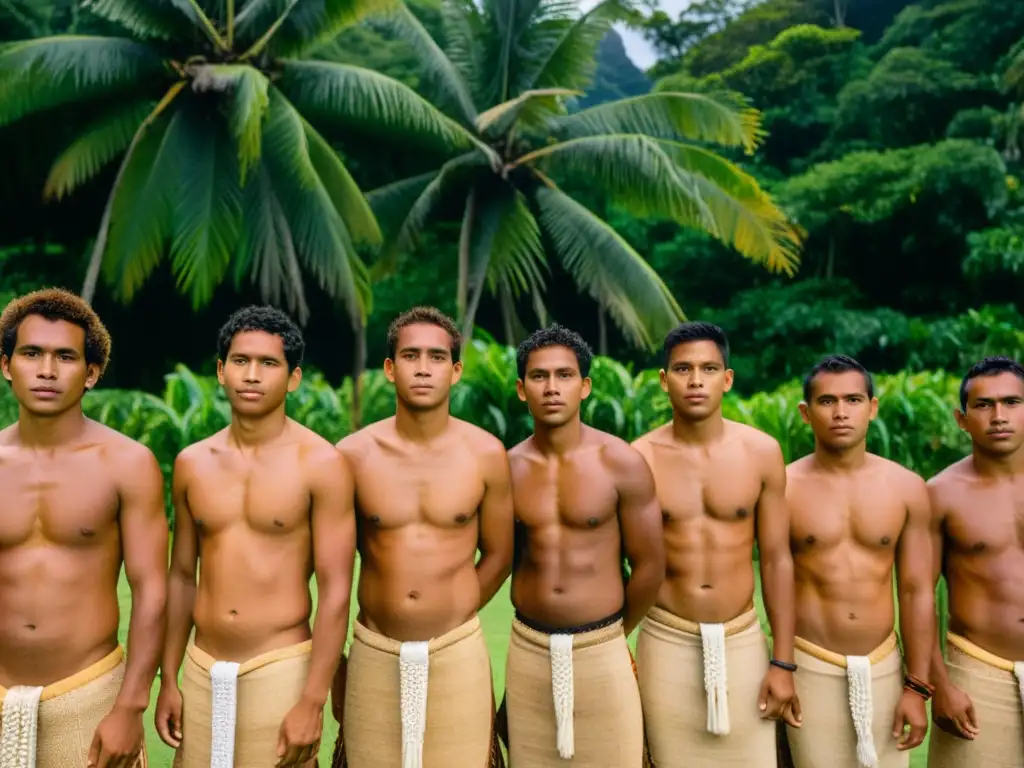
362,0,802,349
0,0,481,328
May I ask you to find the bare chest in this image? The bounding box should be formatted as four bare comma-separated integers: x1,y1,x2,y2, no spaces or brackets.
789,480,906,553
511,454,619,530
944,483,1024,557
0,454,119,548
187,453,311,536
353,449,484,529
648,446,761,525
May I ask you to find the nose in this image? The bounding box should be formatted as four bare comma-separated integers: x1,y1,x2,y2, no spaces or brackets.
37,353,57,379
834,402,848,420
243,361,261,383
687,371,703,388
414,355,431,376
543,376,559,396
992,403,1007,423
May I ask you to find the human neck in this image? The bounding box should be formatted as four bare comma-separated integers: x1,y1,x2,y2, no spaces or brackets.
395,400,450,443
971,445,1024,477
228,407,288,449
16,406,87,449
812,440,867,472
533,417,583,456
670,409,725,444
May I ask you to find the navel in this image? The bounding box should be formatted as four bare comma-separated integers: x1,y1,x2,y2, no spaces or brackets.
454,513,469,524
700,584,712,590
369,514,381,525
736,508,749,520
662,512,672,523
229,609,237,617
79,527,95,538
880,536,891,546
273,519,284,528
408,591,419,601
972,542,986,553
24,624,35,631
554,587,564,595
848,613,857,621
804,535,816,545
587,517,599,528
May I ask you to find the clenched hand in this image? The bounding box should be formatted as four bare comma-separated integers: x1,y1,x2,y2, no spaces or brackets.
276,696,324,766
758,666,802,728
88,704,144,768
892,689,929,750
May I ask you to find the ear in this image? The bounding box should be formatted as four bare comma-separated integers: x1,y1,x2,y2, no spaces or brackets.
451,359,463,385
659,368,668,393
723,368,735,394
516,379,526,403
83,363,100,391
383,358,396,383
868,396,879,421
798,401,811,425
954,408,968,431
1,355,11,383
216,359,225,386
287,366,303,393
581,376,592,401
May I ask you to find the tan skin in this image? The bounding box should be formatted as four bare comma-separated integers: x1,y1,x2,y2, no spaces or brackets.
155,330,356,768
632,339,799,727
0,314,168,768
928,369,1024,741
330,322,514,723
509,344,664,635
786,369,934,751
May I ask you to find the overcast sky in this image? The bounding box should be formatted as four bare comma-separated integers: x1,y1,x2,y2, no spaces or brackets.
582,0,695,70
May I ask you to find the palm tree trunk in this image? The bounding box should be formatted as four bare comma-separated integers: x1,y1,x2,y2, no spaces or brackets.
833,0,846,27
500,285,515,346
597,307,608,356
463,273,487,341
456,188,476,325
350,316,366,433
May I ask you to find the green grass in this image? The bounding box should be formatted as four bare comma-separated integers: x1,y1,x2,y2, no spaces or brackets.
119,569,928,767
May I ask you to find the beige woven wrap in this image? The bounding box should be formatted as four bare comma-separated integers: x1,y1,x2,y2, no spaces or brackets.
504,616,645,767
786,633,906,768
927,632,1024,768
172,640,315,768
0,646,147,768
636,606,775,767
337,616,499,768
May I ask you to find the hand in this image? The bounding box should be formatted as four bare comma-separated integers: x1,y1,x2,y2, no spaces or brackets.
154,683,184,749
892,689,928,750
330,655,348,725
758,666,802,727
932,680,979,740
88,704,145,768
277,696,324,766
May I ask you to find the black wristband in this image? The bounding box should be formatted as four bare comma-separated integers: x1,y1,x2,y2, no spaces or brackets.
770,659,797,672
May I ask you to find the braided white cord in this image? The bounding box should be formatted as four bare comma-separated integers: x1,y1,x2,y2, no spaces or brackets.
399,642,430,768
699,623,730,735
549,634,575,760
0,686,43,768
845,656,878,768
210,661,240,768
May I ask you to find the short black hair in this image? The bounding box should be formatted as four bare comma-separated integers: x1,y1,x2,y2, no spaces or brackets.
517,324,593,379
387,306,461,363
217,306,304,370
802,354,874,402
959,356,1024,410
662,322,729,367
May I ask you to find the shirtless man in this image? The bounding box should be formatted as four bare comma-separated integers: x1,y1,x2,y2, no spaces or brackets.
631,321,799,768
0,288,167,768
331,306,513,768
926,356,1024,768
156,306,356,768
784,354,934,768
502,325,664,767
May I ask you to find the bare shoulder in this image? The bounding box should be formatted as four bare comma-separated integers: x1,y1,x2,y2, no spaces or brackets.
785,453,816,479
91,420,160,471
0,423,18,446
508,435,537,462
592,426,650,477
288,421,348,474
729,420,782,457
173,428,227,474
334,418,391,463
630,422,671,462
451,417,507,458
926,456,973,492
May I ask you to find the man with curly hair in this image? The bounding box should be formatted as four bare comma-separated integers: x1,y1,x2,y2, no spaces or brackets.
500,324,665,768
0,288,168,768
330,306,513,768
155,306,356,768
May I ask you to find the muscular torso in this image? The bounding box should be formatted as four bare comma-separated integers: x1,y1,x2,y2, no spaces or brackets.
342,419,485,642
635,423,761,624
186,437,316,662
935,464,1024,661
0,436,122,687
787,456,906,655
509,436,625,629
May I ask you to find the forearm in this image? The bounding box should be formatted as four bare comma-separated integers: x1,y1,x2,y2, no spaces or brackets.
623,561,662,636
900,585,935,681
476,551,511,609
761,553,796,663
160,574,197,689
117,577,167,712
302,583,351,706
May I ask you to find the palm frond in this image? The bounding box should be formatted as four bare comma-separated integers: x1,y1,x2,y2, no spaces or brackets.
440,0,485,106
365,170,438,239
276,60,480,154
189,63,270,181
44,98,155,201
0,36,168,128
476,88,579,138
533,184,683,350
81,0,198,41
236,0,396,58
1005,46,1024,95
552,91,765,155
471,185,547,298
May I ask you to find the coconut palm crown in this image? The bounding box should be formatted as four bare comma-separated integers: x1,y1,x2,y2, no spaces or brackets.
0,0,481,324
364,0,803,349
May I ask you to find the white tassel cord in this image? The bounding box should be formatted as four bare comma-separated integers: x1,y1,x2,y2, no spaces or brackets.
699,623,730,736
399,642,430,768
549,634,575,760
0,685,44,768
209,661,240,768
845,656,878,768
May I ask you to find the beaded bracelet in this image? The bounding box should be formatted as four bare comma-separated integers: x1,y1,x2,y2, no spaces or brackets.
903,674,935,701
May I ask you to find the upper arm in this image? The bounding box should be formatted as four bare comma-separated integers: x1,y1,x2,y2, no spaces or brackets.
755,439,791,561
309,447,358,590
925,481,947,585
169,452,199,579
477,438,514,559
897,472,933,590
117,443,170,587
612,445,664,568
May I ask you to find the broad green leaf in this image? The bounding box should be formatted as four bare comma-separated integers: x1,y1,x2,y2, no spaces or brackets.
0,36,168,128
81,0,198,41
533,184,683,350
552,91,765,155
236,0,397,58
469,185,547,298
44,98,156,201
189,63,270,181
475,88,579,137
440,0,485,106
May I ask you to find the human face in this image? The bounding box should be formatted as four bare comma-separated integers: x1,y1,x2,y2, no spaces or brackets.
799,370,877,451
1,314,98,417
385,323,461,411
517,345,591,428
660,340,733,421
217,330,300,417
956,372,1024,457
